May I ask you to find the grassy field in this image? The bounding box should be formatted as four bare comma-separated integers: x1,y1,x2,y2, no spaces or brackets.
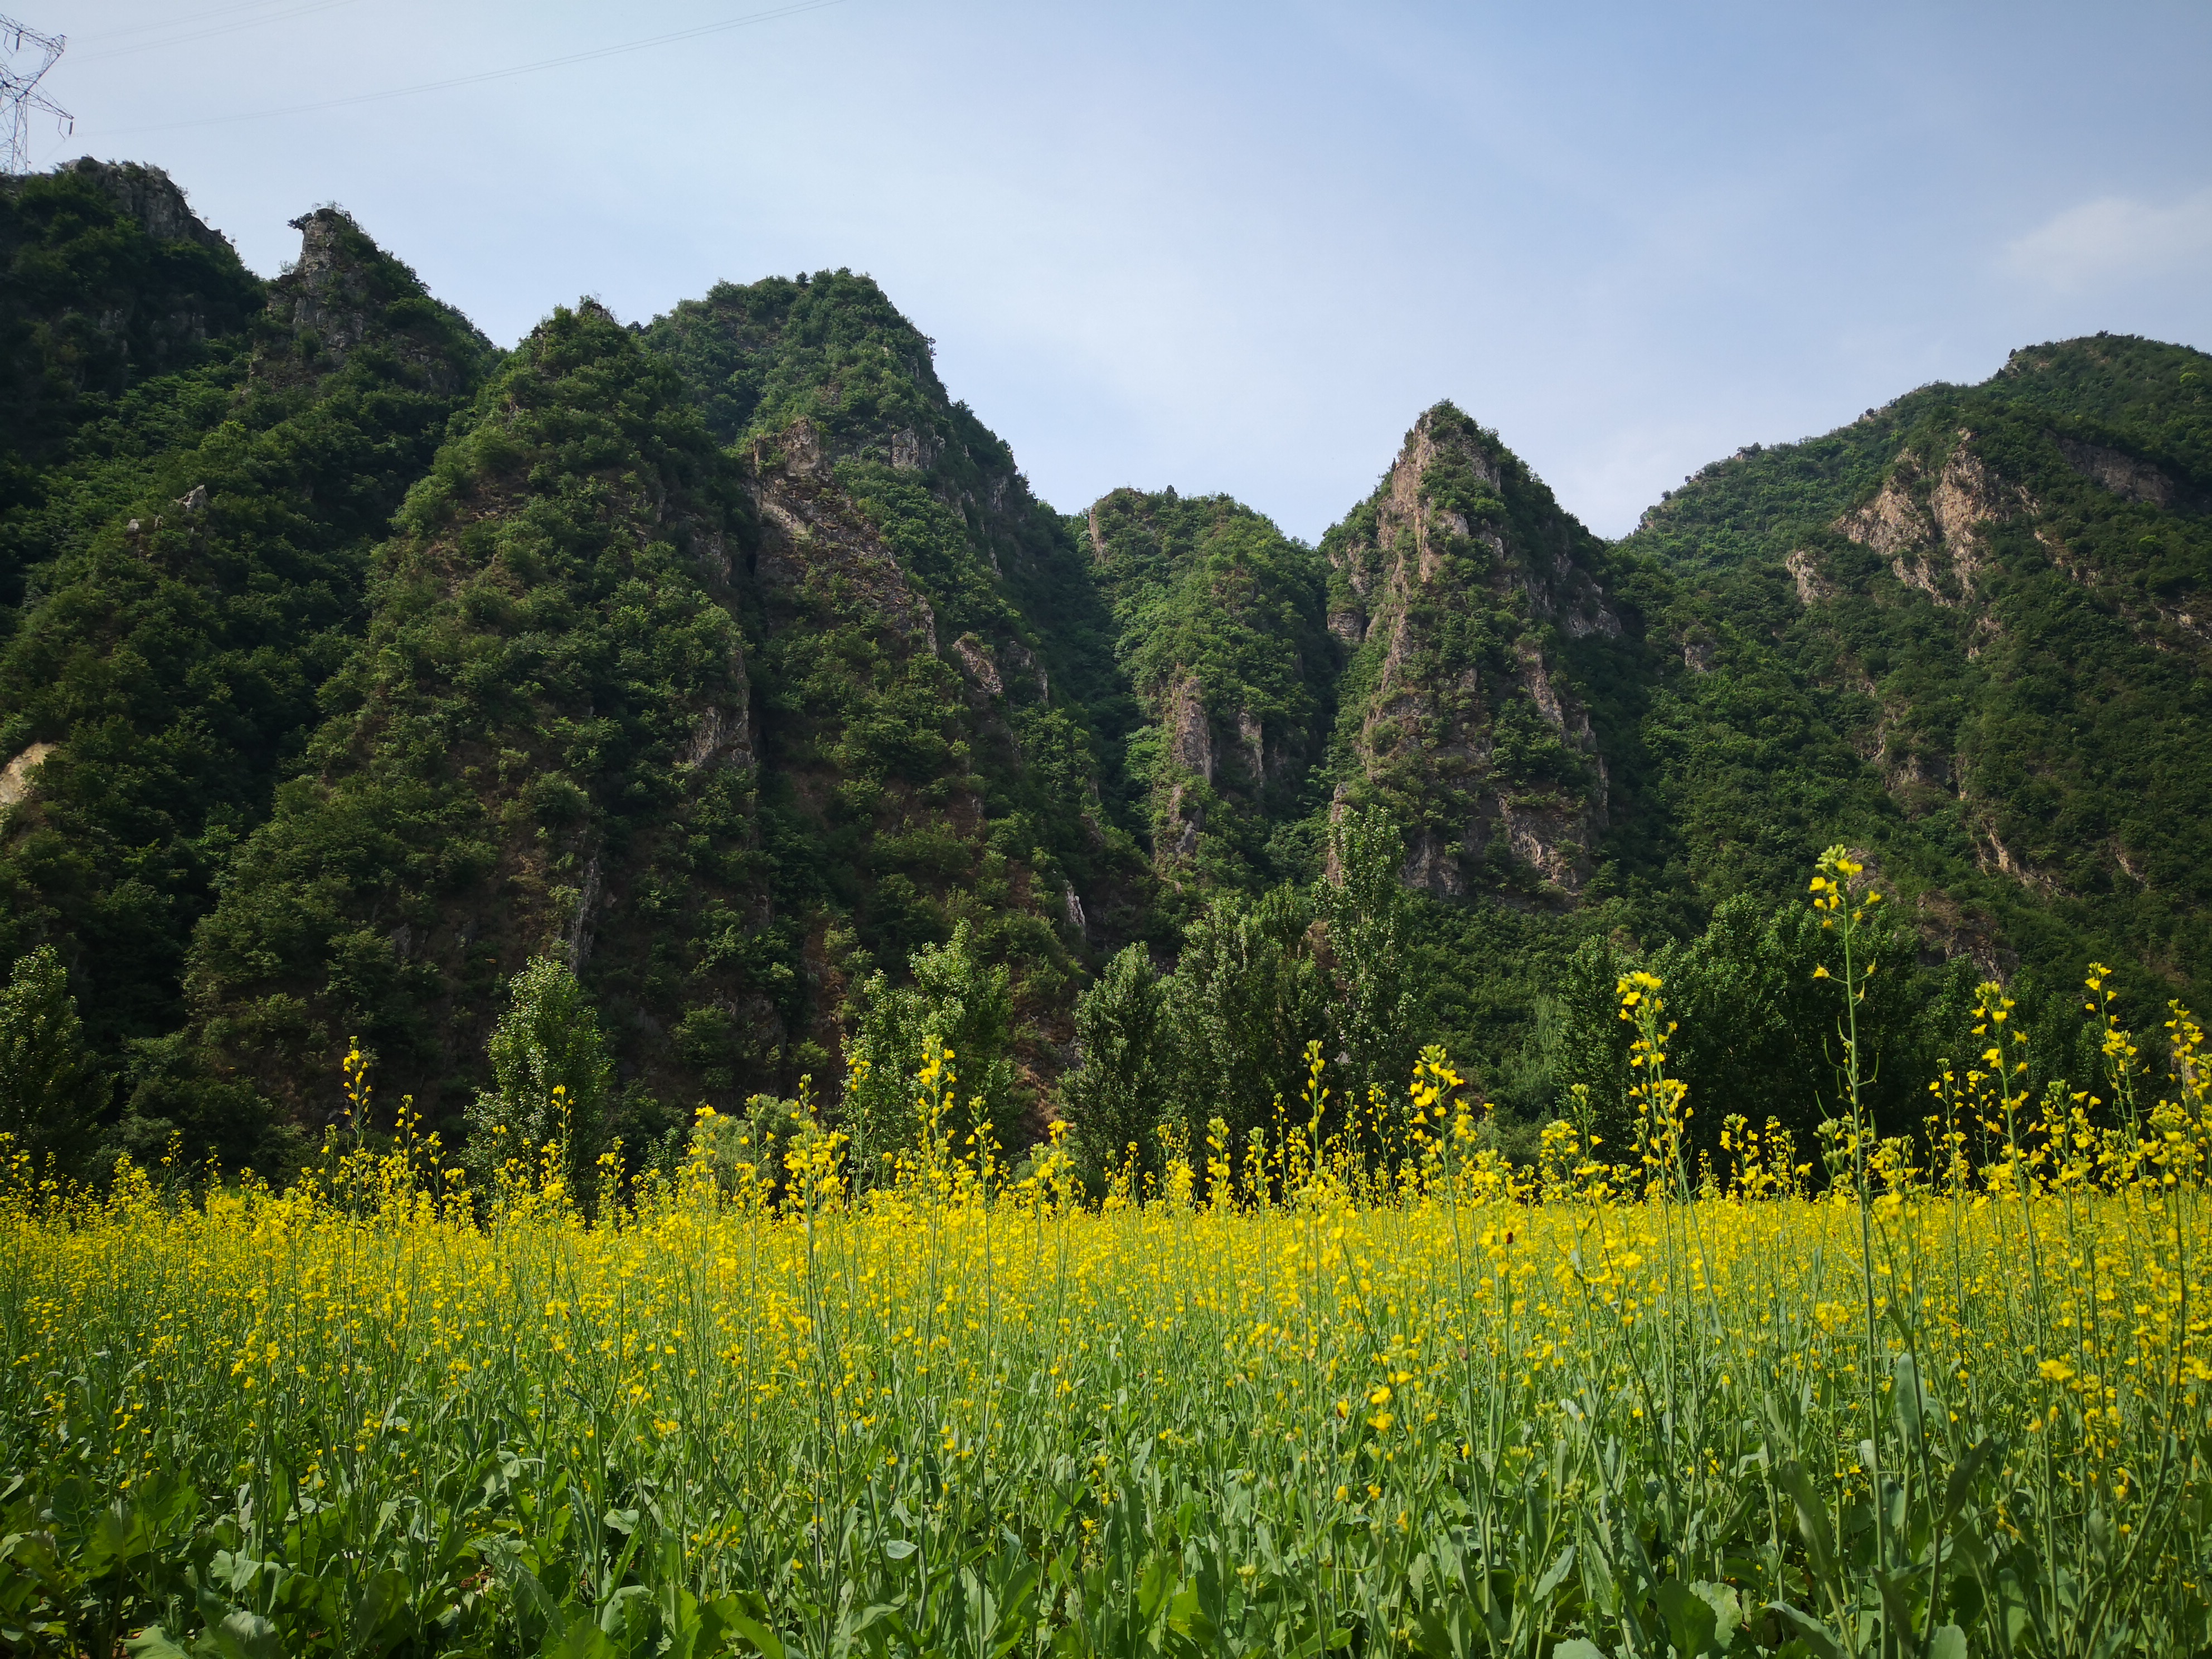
4,1081,2212,1657
6,867,2212,1656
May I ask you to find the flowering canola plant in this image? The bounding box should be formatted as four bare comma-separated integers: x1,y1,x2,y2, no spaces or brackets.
6,882,2212,1655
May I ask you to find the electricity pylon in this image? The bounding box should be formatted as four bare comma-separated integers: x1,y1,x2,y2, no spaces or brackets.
2,15,69,174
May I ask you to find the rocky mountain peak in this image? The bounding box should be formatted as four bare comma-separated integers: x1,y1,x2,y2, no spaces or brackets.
271,207,376,357
1322,402,1616,900
259,206,490,392
42,157,229,250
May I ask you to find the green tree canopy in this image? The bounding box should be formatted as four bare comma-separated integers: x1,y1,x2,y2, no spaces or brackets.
0,944,105,1175
464,954,613,1189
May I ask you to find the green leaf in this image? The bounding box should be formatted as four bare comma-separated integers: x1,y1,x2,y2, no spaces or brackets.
1764,1602,1843,1659
1691,1580,1742,1650
1534,1545,1576,1602
598,1583,651,1638
546,1611,620,1659
200,1609,283,1659
728,1611,787,1659
1774,1462,1837,1585
1942,1440,1997,1522
1926,1626,1967,1659
124,1628,195,1659
1550,1642,1606,1659
1658,1576,1718,1657
1892,1352,1931,1440
353,1566,414,1645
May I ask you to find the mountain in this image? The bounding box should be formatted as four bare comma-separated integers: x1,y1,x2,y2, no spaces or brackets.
0,159,263,571
1080,487,1333,899
636,273,1147,1102
1614,334,2212,1006
0,187,494,1160
1321,403,1638,901
180,266,1153,1138
2,154,2207,1172
183,300,759,1139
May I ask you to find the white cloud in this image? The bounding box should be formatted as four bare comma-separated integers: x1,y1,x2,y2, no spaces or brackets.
2005,188,2212,292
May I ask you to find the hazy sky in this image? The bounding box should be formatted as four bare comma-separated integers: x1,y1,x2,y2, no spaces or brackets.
21,0,2212,539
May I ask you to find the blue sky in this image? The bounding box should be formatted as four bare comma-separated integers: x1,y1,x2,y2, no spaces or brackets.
23,0,2212,539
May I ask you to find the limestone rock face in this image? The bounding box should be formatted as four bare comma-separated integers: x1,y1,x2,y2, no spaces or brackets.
1079,486,1333,883
2054,434,2199,511
1323,404,1616,899
274,208,379,361
753,442,942,656
0,742,55,811
259,207,493,394
1835,431,2025,607
55,157,230,250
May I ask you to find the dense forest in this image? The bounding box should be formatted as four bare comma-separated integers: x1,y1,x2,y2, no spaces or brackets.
3,156,2208,1186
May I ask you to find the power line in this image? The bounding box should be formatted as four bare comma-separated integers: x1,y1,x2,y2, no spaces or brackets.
1,14,70,173
109,0,853,136
79,0,367,63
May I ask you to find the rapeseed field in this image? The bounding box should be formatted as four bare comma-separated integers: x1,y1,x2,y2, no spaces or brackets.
4,856,2212,1657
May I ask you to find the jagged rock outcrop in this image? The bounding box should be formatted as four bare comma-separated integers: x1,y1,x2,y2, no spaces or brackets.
0,741,54,811
258,207,492,394
1323,404,1616,898
750,437,943,654
2054,435,2193,508
50,158,230,250
1835,431,2024,607
1080,487,1332,886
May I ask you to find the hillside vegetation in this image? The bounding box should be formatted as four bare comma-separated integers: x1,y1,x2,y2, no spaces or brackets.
1,158,2208,1186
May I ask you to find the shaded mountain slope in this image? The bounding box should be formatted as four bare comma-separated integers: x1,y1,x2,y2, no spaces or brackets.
0,159,265,618
641,274,1147,1093
1080,487,1335,898
186,302,760,1132
182,269,1161,1143
0,205,493,1137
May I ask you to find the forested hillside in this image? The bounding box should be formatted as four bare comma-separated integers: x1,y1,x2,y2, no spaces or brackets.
1614,335,2212,1008
0,172,494,1165
1080,486,1333,899
2,155,2206,1182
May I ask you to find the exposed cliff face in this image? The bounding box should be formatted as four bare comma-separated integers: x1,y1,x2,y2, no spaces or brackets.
48,158,230,251
257,207,494,395
1323,404,1617,899
643,273,1119,718
751,439,942,654
1833,431,2024,609
643,271,1144,1099
1080,488,1332,889
2053,434,2199,511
